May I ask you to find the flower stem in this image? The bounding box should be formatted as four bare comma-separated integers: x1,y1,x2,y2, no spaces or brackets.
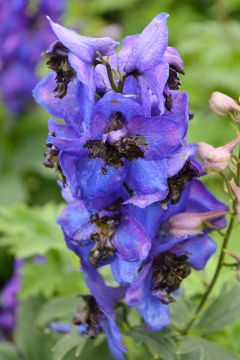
96,52,118,92
182,133,240,334
182,214,235,334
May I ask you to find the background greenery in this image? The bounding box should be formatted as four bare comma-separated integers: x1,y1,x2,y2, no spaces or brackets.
1,0,240,359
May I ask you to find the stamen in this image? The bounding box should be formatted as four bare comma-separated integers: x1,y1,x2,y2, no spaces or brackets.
167,65,181,90
73,295,102,339
88,214,119,267
165,161,197,204
45,41,76,99
151,252,191,304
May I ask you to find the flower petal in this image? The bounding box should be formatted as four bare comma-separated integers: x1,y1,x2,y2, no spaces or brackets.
140,63,169,114
125,159,169,207
59,149,126,210
111,255,140,285
48,17,119,63
127,116,185,160
124,13,169,73
125,262,170,331
33,73,87,135
112,208,151,261
171,234,217,270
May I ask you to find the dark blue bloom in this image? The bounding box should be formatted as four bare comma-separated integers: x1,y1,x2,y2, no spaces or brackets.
36,90,194,209
57,191,152,279
124,180,227,330
34,12,229,348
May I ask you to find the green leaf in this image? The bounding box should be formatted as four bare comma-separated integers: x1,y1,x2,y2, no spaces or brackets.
128,325,178,360
0,342,20,360
179,337,240,360
76,339,110,360
0,203,64,258
20,251,86,300
36,296,80,327
196,284,240,334
52,333,85,360
15,297,58,360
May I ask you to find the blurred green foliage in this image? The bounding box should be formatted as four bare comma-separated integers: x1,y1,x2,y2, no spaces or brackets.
1,0,240,359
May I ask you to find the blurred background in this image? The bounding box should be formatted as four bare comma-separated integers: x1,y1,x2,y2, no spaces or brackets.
0,0,240,359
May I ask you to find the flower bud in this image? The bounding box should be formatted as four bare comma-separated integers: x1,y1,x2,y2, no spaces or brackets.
209,91,240,116
169,210,227,237
197,136,240,172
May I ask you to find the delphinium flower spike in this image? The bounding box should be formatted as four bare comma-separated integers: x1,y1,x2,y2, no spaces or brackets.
33,14,228,359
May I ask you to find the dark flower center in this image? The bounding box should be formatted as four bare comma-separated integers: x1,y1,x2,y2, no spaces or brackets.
165,94,173,111
167,65,182,91
151,252,191,304
73,295,102,339
84,112,147,174
88,212,120,267
164,161,198,204
45,41,76,99
44,137,66,184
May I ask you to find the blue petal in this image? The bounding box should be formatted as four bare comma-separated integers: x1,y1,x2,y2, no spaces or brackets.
50,322,71,333
187,180,228,229
125,159,169,207
113,208,151,261
89,91,142,139
167,92,189,135
33,73,86,135
127,115,185,160
140,63,169,114
164,46,184,73
81,264,125,316
171,234,217,270
59,149,126,208
127,202,163,239
101,317,127,360
111,256,140,284
125,262,170,331
124,13,169,73
48,18,119,63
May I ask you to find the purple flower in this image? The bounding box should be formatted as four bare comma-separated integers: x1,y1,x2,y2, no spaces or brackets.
36,90,194,210
33,12,229,344
0,0,66,114
124,180,227,330
57,193,152,281
0,260,22,334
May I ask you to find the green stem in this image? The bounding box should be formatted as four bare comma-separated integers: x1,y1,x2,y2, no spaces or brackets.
182,214,235,334
96,52,118,92
182,130,240,334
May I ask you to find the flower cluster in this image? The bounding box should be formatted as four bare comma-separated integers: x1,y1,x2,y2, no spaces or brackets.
0,0,65,114
33,14,227,359
0,260,22,338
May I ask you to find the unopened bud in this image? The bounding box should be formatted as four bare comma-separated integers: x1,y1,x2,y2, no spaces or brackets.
209,91,240,116
197,136,240,172
169,210,227,237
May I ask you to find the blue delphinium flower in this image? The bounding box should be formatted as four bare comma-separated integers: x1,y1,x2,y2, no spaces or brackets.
33,13,228,359
124,180,227,330
57,179,227,336
0,0,66,114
